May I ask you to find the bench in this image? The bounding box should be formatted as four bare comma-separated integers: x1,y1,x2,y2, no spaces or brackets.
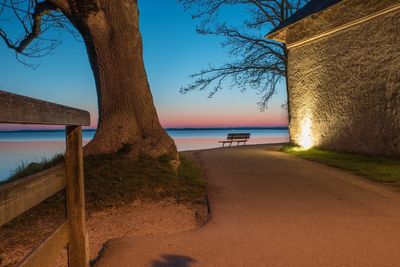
219,133,251,147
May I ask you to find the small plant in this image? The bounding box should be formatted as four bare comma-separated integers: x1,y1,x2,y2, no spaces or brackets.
8,154,64,182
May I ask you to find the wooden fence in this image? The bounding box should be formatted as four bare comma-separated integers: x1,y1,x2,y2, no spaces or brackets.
0,90,90,267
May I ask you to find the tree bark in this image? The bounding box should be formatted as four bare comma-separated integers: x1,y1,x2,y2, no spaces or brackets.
66,0,178,160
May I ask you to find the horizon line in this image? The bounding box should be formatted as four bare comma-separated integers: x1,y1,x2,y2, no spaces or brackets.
0,126,289,133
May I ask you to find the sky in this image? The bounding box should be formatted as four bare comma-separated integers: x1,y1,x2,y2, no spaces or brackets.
0,0,288,130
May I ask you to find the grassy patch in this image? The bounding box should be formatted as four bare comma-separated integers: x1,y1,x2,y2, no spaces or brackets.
83,153,207,211
7,154,64,182
281,144,400,185
3,152,207,208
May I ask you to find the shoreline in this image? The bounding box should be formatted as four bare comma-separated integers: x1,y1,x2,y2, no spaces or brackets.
0,139,289,183
0,126,289,134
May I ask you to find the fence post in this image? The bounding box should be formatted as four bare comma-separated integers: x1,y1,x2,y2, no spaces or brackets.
65,125,89,267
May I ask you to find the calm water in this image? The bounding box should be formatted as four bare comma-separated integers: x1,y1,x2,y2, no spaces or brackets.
0,128,288,181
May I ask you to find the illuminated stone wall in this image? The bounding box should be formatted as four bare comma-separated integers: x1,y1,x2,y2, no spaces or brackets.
287,6,400,157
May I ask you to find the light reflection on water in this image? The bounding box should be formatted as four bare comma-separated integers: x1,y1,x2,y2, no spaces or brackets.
0,129,288,181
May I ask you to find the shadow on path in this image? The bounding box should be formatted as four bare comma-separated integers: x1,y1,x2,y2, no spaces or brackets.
151,254,196,267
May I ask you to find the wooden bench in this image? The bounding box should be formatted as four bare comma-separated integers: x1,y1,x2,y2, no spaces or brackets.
0,90,90,267
219,133,251,147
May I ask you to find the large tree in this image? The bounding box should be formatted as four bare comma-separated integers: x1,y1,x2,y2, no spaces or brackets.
0,0,177,160
179,0,309,119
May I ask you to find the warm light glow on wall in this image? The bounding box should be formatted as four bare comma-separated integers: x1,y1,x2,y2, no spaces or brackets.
298,116,313,149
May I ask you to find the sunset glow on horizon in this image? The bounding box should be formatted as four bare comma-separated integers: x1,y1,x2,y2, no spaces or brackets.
158,108,288,129
0,110,288,131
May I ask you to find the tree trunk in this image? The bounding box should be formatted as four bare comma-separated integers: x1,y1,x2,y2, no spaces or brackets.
67,0,178,160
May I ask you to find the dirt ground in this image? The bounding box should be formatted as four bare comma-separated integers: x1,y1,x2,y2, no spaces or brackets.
0,198,207,267
87,199,207,262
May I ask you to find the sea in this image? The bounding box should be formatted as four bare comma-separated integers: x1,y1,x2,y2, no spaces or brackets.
0,128,289,182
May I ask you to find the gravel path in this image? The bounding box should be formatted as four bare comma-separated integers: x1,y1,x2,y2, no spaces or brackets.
96,145,400,267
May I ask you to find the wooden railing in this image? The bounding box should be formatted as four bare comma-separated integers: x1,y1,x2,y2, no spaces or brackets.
0,90,90,267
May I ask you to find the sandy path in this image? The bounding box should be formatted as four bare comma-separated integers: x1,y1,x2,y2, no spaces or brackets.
95,145,400,266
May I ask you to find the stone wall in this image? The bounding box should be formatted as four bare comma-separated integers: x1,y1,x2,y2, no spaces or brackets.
287,6,400,157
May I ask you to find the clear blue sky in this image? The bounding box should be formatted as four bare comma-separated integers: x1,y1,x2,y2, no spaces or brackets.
0,0,288,130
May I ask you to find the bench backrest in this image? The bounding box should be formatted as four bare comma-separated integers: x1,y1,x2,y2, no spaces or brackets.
227,133,250,140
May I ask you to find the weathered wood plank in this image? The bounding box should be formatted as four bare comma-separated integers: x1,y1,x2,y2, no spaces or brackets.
0,165,65,227
65,126,89,267
19,222,69,267
0,90,90,126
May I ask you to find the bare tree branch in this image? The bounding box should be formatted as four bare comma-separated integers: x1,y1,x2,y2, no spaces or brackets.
179,0,309,110
0,0,75,62
0,1,57,54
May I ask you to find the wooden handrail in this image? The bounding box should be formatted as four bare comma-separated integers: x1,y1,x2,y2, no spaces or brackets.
0,165,65,226
19,222,70,267
0,90,90,267
0,90,90,126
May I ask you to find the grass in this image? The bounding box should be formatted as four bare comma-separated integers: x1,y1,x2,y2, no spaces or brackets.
83,152,207,210
281,144,400,185
3,151,207,208
7,154,64,182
